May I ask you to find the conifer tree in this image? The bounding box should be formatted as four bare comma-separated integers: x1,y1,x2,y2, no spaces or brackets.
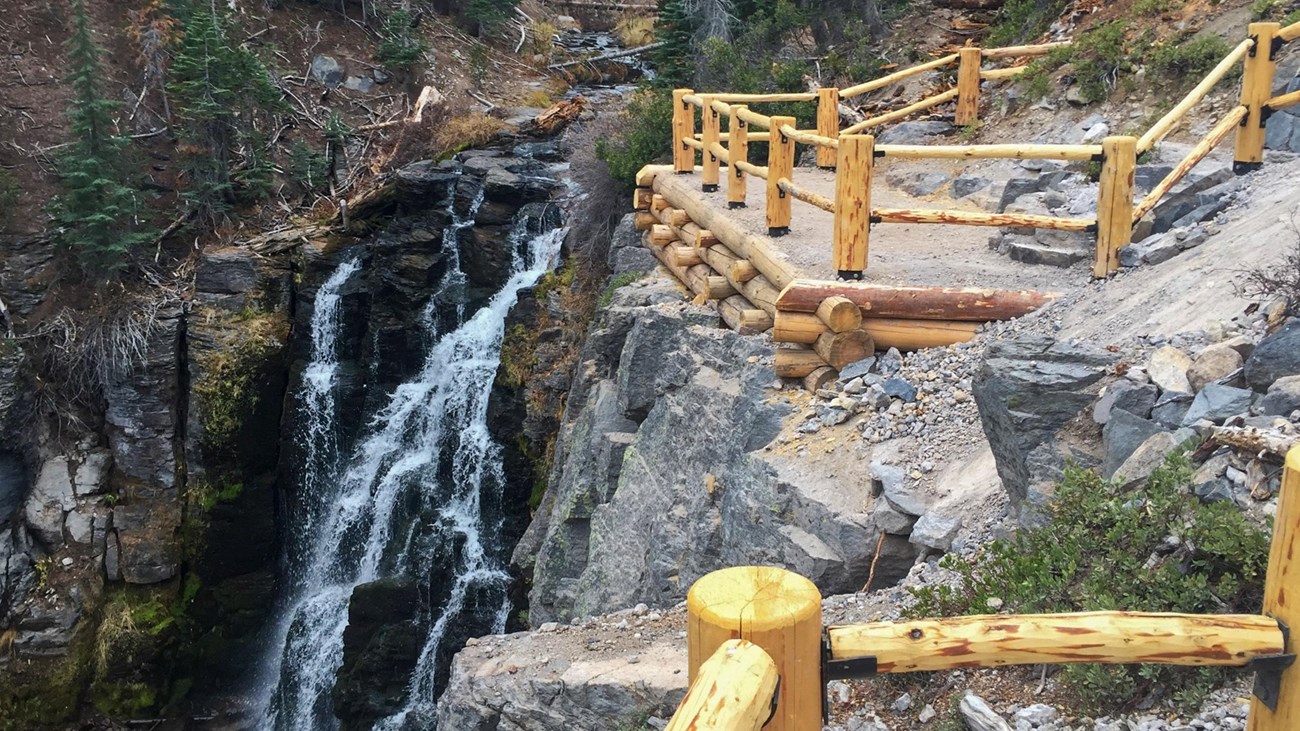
168,0,284,222
654,0,697,86
51,0,153,273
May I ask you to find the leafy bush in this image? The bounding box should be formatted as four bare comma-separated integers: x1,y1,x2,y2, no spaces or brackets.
1236,212,1300,317
376,9,428,70
1051,21,1135,104
987,0,1073,46
908,454,1270,711
1134,0,1179,15
1147,34,1240,92
595,88,674,186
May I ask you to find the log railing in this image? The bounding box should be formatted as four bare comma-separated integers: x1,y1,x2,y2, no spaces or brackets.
666,19,1300,281
664,446,1300,731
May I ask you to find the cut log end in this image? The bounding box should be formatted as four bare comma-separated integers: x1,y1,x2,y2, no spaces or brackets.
803,366,839,392
816,295,864,333
814,329,875,370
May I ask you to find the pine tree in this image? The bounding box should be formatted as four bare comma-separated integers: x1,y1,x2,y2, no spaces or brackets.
654,0,698,86
51,0,153,273
168,0,284,222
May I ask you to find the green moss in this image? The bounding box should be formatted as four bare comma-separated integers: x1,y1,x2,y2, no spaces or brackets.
0,609,98,729
597,271,644,309
91,681,157,717
192,311,287,453
907,451,1269,712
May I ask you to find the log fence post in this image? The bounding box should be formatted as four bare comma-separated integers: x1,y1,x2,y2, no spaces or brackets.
702,94,722,191
1234,22,1281,174
817,87,840,168
767,115,797,236
1093,135,1136,278
687,566,823,731
833,134,874,279
673,88,696,173
1247,445,1300,731
956,47,982,127
729,105,749,208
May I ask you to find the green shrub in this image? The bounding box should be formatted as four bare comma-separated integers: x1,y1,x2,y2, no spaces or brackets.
376,9,428,69
908,453,1270,711
1134,0,1179,15
1055,21,1135,104
595,88,674,186
987,0,1073,46
1147,34,1240,93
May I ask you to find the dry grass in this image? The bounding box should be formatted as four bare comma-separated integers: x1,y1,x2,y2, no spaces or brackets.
615,15,655,47
530,21,561,57
434,114,510,158
521,90,555,108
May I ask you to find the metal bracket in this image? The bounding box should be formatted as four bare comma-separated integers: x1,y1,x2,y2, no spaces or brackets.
1091,152,1106,163
837,270,865,281
1251,621,1296,712
869,215,882,224
764,675,782,726
769,226,790,237
727,201,746,209
873,149,887,158
1085,222,1100,234
826,654,879,680
702,184,719,193
1271,36,1284,61
1250,34,1261,57
1261,106,1276,126
1240,109,1252,127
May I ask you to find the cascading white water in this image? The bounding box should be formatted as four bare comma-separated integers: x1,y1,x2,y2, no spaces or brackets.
256,180,564,730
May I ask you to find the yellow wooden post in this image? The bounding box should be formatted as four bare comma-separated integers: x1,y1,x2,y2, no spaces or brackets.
729,105,749,208
816,87,840,168
702,94,722,191
1093,135,1136,278
687,566,823,731
833,134,873,279
1234,22,1281,174
1247,446,1300,731
956,47,982,127
767,115,797,236
673,88,696,173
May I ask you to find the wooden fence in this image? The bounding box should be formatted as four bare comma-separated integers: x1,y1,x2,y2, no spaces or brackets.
663,445,1300,730
665,20,1300,280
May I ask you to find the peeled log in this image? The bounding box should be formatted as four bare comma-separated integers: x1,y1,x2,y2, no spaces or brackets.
665,639,779,731
650,224,676,247
633,187,653,210
634,211,657,231
718,295,774,335
673,246,703,267
775,347,828,378
814,329,875,370
816,296,862,333
775,311,980,350
803,366,838,392
776,279,1056,321
731,260,758,282
686,264,737,300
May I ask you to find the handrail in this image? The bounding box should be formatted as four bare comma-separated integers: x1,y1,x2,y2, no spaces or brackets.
981,41,1071,59
708,141,731,165
709,98,731,116
778,178,835,212
665,640,778,731
843,88,960,133
683,93,704,108
709,92,818,103
1281,19,1300,42
874,207,1095,231
735,106,772,129
1138,37,1254,153
734,160,768,179
1133,105,1247,223
778,124,838,149
1267,88,1300,111
826,612,1285,673
980,66,1030,81
841,54,959,98
877,143,1100,161
682,137,704,150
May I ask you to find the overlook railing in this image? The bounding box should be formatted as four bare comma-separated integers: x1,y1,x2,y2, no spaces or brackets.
667,19,1300,280
663,445,1300,730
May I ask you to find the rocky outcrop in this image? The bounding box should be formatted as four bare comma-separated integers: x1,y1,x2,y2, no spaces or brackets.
517,277,896,624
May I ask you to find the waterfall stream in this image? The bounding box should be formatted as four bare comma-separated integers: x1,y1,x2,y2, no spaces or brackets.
256,184,565,730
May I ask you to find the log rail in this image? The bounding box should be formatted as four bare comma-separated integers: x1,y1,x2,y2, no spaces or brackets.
664,448,1300,730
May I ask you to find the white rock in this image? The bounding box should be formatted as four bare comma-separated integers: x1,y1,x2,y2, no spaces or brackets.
1148,345,1193,394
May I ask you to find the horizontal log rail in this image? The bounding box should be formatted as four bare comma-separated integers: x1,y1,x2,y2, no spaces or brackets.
683,137,704,150
1133,105,1247,223
843,88,960,134
709,98,732,116
777,178,835,213
735,106,773,129
1138,37,1254,153
775,280,1057,320
875,206,1095,231
826,612,1285,674
683,93,704,108
666,640,778,731
733,159,769,179
980,41,1071,59
1267,88,1300,111
694,131,777,142
1281,19,1300,42
709,92,818,103
708,141,731,164
778,124,838,148
876,142,1101,161
980,66,1030,81
841,53,959,98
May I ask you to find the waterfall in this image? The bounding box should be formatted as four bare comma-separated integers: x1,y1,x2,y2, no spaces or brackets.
256,184,564,730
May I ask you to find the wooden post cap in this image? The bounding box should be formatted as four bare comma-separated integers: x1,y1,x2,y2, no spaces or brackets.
688,566,821,632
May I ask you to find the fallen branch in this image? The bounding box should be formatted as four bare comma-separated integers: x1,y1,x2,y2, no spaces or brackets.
546,41,665,71
1210,425,1299,458
354,85,441,132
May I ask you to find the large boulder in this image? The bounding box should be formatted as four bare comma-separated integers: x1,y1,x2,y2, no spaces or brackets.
973,335,1117,507
1245,319,1300,391
1181,383,1254,425
1102,409,1165,478
1187,342,1244,391
1261,375,1300,416
333,578,426,730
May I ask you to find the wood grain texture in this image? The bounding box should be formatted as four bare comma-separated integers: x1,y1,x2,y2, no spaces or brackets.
803,366,838,392
1267,88,1300,111
673,89,696,172
956,47,982,126
981,41,1070,59
774,346,830,377
834,135,874,273
718,295,774,335
814,329,874,369
1094,136,1136,278
1135,106,1246,223
875,206,1094,231
816,296,863,332
776,279,1056,320
666,640,779,731
779,178,835,213
774,312,980,350
702,94,722,188
877,143,1100,161
728,106,750,207
1247,446,1300,731
1282,19,1300,41
1139,39,1253,153
766,115,797,232
842,54,959,98
1234,23,1280,168
817,88,840,167
687,566,823,731
827,612,1285,673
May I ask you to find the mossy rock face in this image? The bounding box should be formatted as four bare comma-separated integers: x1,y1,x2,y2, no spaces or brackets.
190,308,291,457
87,587,188,719
0,617,97,730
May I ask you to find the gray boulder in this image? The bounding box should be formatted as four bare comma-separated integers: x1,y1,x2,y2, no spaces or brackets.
1261,375,1300,416
873,499,918,534
309,54,346,87
1113,428,1195,484
23,457,75,548
1092,380,1158,424
607,214,655,275
974,335,1117,505
877,121,954,145
909,513,962,552
1266,72,1300,152
951,176,991,198
1181,383,1254,425
871,461,927,516
1102,410,1165,478
1245,319,1300,391
1151,391,1194,428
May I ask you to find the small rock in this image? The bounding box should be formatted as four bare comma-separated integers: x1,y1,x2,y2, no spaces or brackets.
1188,343,1244,392
538,622,559,633
309,54,346,87
882,376,917,402
893,692,912,712
918,704,936,723
1261,375,1300,416
1148,345,1194,394
870,461,927,516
